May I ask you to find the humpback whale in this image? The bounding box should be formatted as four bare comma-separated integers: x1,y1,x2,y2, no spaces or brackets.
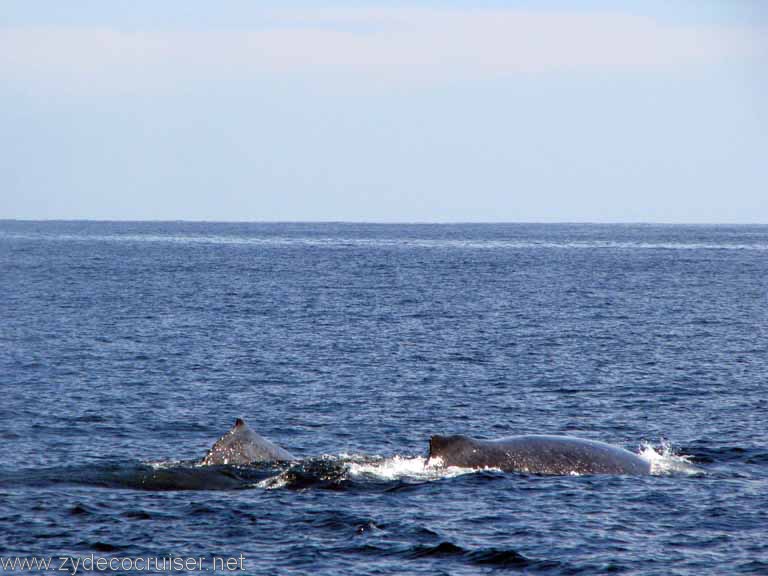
427,434,651,475
201,418,295,465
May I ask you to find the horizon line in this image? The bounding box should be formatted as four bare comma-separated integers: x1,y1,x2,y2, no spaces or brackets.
2,218,767,227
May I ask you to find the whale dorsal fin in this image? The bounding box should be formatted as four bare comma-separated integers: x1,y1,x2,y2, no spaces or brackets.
428,434,469,458
201,418,295,465
428,435,448,457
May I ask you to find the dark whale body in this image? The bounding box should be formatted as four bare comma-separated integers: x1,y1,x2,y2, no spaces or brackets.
201,418,295,465
427,434,651,475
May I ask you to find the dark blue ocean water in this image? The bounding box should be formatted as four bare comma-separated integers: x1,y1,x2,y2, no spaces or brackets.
1,221,767,575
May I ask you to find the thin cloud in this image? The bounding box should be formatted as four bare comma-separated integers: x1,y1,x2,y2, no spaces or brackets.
1,8,762,92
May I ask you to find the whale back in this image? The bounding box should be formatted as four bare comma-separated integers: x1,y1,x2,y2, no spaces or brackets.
428,434,650,475
202,418,295,465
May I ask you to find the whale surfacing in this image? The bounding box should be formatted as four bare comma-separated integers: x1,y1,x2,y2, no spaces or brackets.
201,418,295,465
427,434,650,475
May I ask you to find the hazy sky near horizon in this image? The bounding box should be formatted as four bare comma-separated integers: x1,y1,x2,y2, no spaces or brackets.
2,1,766,223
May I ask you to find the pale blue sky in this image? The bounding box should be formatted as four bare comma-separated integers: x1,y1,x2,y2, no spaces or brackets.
2,1,766,222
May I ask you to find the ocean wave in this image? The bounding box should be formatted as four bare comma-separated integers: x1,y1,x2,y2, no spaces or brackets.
3,230,767,251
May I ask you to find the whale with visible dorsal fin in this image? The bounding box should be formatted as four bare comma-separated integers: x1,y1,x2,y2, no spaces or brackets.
426,434,650,475
201,418,295,465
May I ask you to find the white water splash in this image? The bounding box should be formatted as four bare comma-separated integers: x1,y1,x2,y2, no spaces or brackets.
256,474,291,490
638,440,701,476
144,459,185,469
348,455,481,481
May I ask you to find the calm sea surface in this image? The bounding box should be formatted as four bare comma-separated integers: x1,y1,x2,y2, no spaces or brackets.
1,221,766,575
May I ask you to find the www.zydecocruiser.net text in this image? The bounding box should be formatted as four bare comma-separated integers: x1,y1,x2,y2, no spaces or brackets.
0,554,247,574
